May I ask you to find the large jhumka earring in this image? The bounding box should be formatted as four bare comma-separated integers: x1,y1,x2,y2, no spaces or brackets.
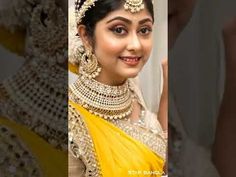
124,0,145,13
78,45,101,79
70,0,135,120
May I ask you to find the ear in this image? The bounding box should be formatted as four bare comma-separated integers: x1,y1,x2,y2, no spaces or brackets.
77,25,92,50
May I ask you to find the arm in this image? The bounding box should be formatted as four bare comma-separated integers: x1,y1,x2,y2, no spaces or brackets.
158,60,168,175
212,18,236,177
158,59,168,132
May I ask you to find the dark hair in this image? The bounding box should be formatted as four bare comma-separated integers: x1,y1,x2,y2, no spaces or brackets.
76,0,154,43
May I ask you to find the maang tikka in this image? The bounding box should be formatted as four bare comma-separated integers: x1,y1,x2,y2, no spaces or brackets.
124,0,145,13
78,45,101,79
75,0,147,25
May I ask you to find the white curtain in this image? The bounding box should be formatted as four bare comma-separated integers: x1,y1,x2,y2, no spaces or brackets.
139,0,168,113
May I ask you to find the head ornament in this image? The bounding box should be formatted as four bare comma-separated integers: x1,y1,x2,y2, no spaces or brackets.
75,0,147,24
124,0,145,13
75,0,99,24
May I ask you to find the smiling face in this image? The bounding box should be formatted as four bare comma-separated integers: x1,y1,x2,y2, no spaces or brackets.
79,5,154,86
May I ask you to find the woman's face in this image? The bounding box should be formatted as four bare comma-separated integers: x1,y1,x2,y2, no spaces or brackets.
93,6,154,85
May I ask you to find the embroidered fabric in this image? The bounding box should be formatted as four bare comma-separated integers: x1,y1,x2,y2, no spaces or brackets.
69,104,101,177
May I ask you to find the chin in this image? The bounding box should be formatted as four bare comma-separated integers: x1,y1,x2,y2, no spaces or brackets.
122,69,140,79
126,73,138,79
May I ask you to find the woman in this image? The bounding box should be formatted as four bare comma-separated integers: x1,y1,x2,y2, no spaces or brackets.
68,0,167,176
0,0,67,176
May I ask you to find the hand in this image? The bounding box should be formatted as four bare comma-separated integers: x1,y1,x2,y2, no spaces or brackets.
161,59,168,88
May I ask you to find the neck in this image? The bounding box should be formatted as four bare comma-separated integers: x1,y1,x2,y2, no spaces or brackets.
95,71,126,86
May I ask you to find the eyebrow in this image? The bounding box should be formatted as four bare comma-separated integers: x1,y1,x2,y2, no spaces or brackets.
139,18,153,24
106,16,153,25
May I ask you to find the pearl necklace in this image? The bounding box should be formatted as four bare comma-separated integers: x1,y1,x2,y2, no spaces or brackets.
69,75,134,120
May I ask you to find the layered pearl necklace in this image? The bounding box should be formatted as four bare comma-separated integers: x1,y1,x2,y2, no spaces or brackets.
69,75,134,120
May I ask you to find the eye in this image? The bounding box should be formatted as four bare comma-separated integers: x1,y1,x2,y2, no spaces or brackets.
139,27,152,35
111,26,128,35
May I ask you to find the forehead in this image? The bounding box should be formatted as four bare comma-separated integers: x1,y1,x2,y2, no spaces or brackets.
100,6,153,23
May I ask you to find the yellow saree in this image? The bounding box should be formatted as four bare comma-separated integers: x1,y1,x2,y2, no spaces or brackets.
0,26,25,55
69,101,165,177
0,117,67,177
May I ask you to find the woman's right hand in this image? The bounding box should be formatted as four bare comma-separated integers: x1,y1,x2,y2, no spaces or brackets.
158,59,168,132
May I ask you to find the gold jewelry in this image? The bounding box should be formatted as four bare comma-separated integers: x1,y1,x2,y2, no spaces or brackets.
26,1,67,65
75,0,148,24
2,59,68,151
79,47,101,79
75,0,99,24
69,75,134,120
124,0,145,13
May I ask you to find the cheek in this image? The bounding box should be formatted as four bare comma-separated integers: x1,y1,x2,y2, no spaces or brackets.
142,38,153,59
95,34,124,58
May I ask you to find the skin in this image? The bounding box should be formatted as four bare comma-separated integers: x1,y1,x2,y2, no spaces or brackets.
158,60,168,131
78,6,154,86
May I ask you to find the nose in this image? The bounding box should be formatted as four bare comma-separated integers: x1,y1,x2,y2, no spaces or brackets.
127,32,142,52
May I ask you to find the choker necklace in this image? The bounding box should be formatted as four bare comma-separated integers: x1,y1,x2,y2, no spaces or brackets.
69,75,134,120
